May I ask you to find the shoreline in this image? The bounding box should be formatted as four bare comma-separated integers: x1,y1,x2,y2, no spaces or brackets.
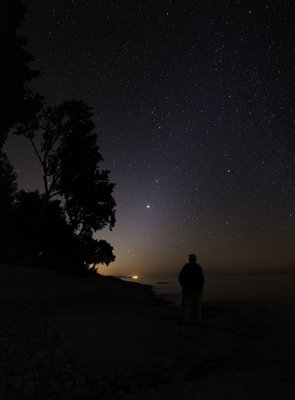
1,264,293,399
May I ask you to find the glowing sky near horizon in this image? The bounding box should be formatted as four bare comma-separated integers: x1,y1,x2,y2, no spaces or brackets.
6,0,294,277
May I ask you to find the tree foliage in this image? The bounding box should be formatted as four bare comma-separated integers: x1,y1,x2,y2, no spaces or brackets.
12,191,77,268
11,190,115,272
0,1,116,272
0,0,41,262
0,0,42,145
0,152,17,261
16,100,116,270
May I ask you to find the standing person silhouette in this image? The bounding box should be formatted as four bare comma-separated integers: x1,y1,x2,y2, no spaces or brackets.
178,254,204,325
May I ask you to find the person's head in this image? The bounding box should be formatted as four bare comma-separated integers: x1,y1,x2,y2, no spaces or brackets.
188,253,197,263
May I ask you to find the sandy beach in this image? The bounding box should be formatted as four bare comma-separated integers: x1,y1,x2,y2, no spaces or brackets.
0,264,294,399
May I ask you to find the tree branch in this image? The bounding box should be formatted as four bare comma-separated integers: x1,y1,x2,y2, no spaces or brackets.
29,137,43,166
48,167,62,195
48,190,63,199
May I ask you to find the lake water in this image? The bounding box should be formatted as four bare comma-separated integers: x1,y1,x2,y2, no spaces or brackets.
119,273,295,306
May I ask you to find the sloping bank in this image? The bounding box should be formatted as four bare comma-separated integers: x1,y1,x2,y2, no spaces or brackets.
0,264,271,399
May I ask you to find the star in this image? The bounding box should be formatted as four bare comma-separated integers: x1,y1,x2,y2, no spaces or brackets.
4,0,293,277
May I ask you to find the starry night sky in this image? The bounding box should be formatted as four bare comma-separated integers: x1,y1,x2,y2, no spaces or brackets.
5,0,294,277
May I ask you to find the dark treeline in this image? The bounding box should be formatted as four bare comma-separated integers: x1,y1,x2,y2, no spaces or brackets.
0,1,116,274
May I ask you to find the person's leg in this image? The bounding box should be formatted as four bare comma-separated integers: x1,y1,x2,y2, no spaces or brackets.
192,294,202,322
182,294,192,323
196,294,202,322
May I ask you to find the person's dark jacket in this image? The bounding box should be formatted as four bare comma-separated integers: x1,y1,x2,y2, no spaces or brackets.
178,262,204,294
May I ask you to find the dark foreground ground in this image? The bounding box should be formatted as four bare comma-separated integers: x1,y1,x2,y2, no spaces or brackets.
0,264,294,399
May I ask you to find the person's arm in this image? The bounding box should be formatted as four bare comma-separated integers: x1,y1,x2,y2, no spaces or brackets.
201,268,204,285
199,267,204,289
178,270,183,286
178,266,186,286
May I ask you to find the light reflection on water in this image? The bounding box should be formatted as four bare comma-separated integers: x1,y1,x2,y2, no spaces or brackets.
120,273,295,305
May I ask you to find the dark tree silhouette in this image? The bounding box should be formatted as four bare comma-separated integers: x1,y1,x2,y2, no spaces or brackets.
16,100,116,270
12,191,82,271
0,1,115,271
0,152,17,261
0,0,41,262
12,191,115,271
0,0,42,145
81,238,116,270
